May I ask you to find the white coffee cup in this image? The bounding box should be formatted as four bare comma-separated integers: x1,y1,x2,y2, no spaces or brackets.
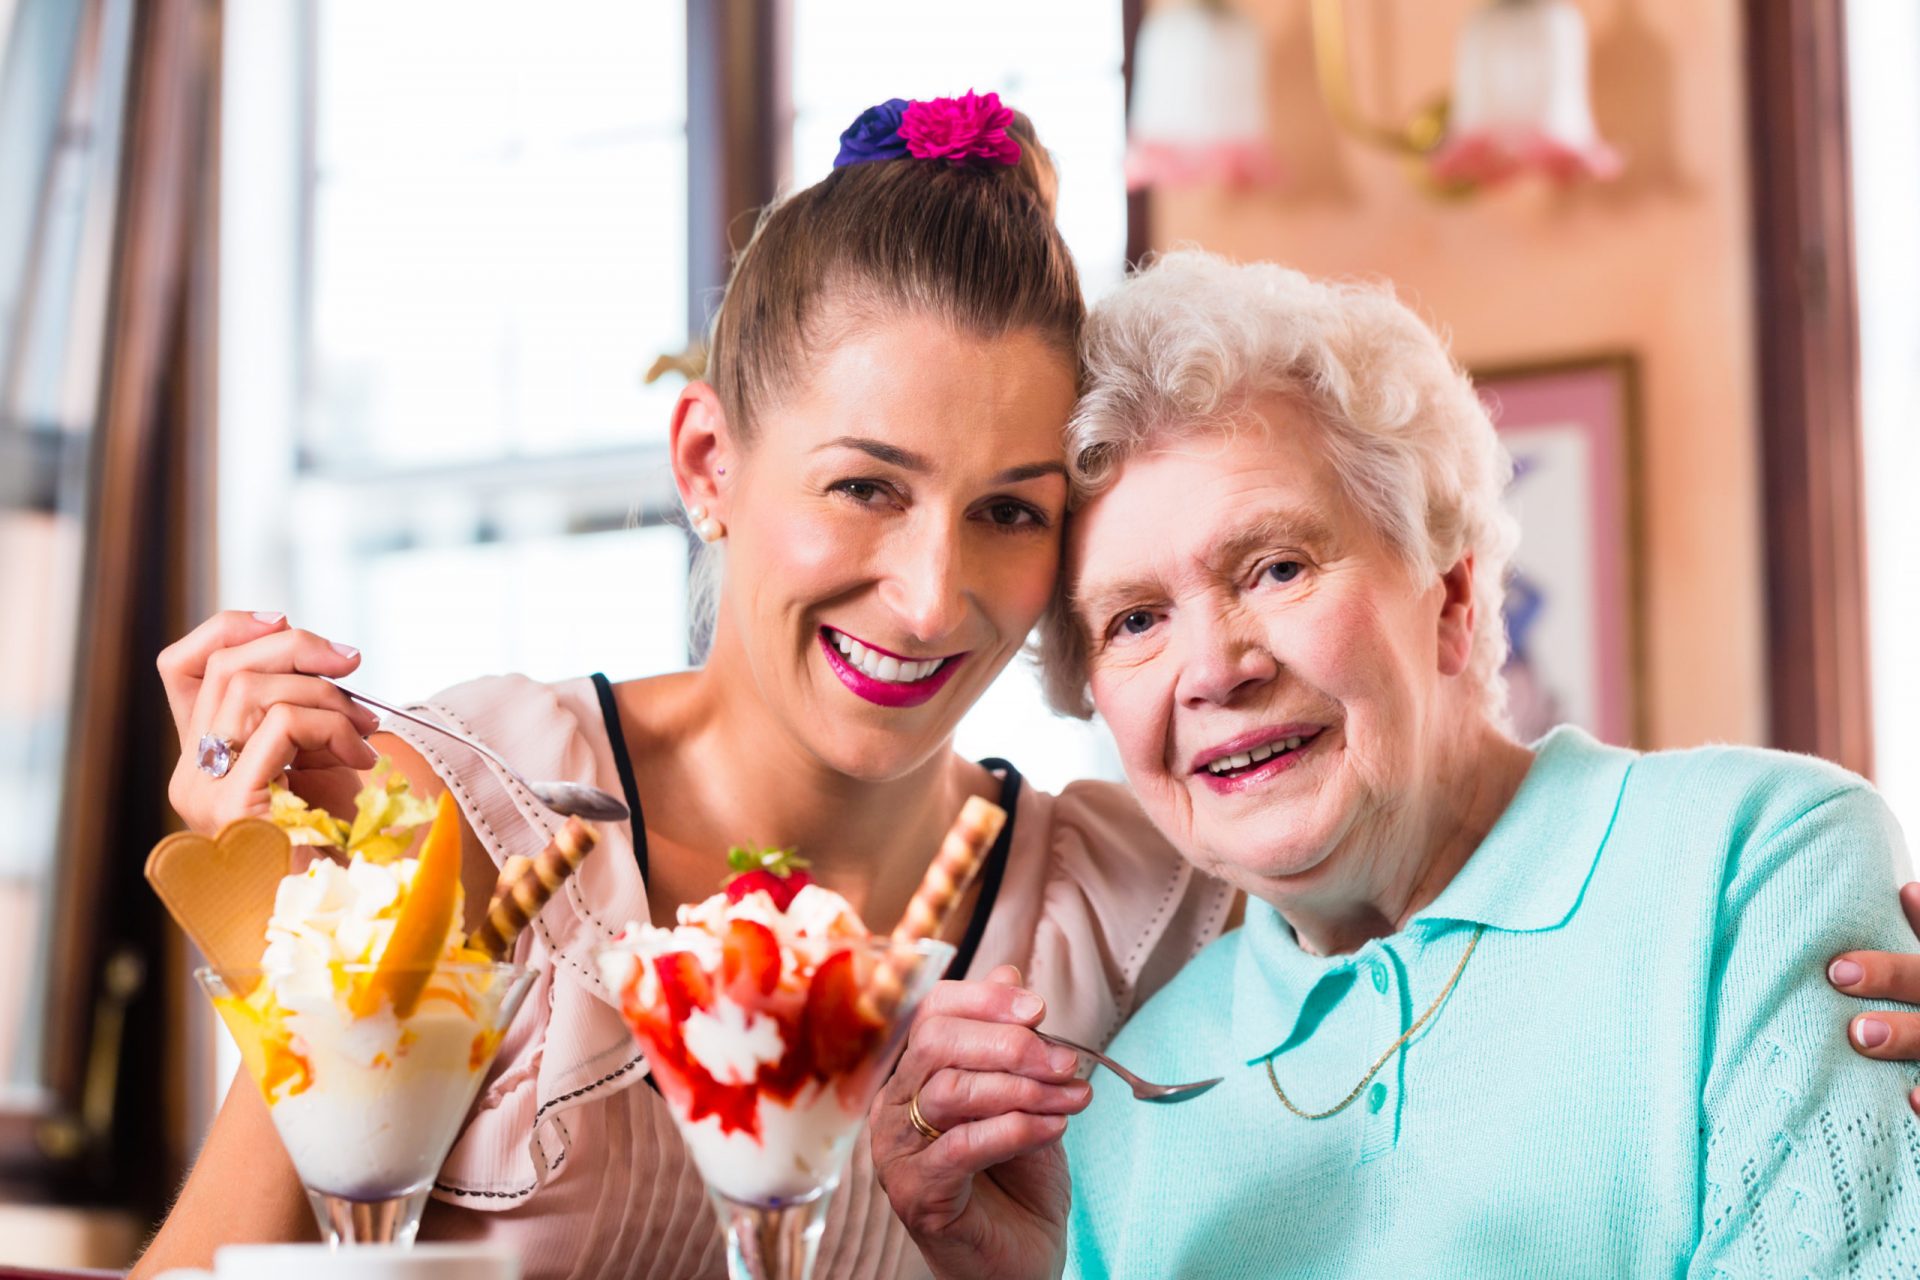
157,1243,520,1280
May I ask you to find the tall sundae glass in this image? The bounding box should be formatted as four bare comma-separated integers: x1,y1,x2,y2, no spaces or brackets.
197,960,533,1245
147,770,601,1250
599,797,1006,1280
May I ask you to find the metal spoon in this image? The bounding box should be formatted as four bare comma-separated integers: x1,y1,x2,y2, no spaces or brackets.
1034,1029,1224,1104
337,684,632,823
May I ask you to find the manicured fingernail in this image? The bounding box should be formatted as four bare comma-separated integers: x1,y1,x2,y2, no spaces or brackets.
1856,1017,1891,1049
1042,1114,1068,1135
1012,993,1044,1020
330,641,359,658
1048,1047,1079,1074
253,610,285,623
1829,959,1865,987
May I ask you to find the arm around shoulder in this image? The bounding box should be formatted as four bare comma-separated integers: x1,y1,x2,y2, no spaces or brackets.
1691,781,1920,1273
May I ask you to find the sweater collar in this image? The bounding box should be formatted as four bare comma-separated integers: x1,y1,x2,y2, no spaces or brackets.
1230,726,1635,1065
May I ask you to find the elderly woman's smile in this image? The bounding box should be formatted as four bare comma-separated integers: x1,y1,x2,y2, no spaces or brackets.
1068,397,1502,934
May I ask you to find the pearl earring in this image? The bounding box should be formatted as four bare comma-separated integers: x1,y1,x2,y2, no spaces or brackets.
689,504,726,543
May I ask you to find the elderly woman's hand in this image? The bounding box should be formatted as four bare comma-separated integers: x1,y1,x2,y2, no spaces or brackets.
1828,882,1920,1112
871,965,1090,1280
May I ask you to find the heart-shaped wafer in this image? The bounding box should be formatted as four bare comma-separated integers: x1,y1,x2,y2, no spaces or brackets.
145,818,291,989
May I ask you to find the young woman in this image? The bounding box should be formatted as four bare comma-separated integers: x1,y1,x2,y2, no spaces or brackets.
132,97,1233,1280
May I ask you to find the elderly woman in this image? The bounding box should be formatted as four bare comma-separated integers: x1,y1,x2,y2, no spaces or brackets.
870,251,1920,1277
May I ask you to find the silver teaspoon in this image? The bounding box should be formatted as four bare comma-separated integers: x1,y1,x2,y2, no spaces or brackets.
1034,1029,1224,1103
337,684,631,823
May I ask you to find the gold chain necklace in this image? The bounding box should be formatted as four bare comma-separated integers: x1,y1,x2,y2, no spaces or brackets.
1263,925,1486,1120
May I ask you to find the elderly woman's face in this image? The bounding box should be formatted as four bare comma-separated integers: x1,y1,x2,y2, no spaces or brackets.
1069,396,1471,896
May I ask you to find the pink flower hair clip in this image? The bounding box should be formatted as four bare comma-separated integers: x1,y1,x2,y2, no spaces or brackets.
834,90,1022,170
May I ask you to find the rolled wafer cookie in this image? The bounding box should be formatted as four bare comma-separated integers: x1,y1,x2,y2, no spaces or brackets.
489,855,532,910
472,820,598,960
863,795,1006,1019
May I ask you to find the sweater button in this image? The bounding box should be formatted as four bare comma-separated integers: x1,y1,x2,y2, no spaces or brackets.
1369,961,1389,992
1367,1082,1388,1113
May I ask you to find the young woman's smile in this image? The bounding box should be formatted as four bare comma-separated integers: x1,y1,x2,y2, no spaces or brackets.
818,625,969,707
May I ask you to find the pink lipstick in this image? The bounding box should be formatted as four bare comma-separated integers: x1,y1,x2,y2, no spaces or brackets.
1191,726,1327,796
818,629,967,709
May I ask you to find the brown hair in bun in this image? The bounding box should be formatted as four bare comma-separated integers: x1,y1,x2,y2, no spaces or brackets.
705,104,1082,443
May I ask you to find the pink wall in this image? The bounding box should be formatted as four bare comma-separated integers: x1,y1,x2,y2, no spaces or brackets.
1148,0,1765,748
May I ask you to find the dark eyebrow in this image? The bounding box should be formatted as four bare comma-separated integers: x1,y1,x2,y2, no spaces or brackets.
812,438,1065,487
813,436,931,471
993,461,1067,485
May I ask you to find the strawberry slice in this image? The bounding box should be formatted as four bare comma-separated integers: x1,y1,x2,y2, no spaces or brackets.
654,952,714,1024
721,919,781,1004
635,1013,763,1138
804,947,884,1079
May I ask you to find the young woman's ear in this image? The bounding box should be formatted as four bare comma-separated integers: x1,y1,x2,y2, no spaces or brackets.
670,382,735,542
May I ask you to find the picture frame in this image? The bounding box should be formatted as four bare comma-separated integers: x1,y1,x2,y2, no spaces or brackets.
1473,353,1644,747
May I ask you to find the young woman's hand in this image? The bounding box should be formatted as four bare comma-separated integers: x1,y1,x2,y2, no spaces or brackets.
871,966,1090,1280
1828,882,1920,1113
158,610,380,832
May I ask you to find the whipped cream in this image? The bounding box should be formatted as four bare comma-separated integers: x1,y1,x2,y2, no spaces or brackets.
262,855,411,996
259,852,470,1007
683,997,785,1084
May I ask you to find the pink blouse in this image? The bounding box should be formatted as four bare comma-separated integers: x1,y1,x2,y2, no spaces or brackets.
386,675,1233,1279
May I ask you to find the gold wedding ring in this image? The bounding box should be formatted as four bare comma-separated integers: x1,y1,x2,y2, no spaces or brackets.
908,1088,942,1143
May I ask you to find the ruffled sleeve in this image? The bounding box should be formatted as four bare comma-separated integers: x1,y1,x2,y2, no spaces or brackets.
971,777,1235,1049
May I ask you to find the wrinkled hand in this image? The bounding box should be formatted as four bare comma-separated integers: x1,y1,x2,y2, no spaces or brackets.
159,610,380,833
1828,882,1920,1113
871,966,1090,1280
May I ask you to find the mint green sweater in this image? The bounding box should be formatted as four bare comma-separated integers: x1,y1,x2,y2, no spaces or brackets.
1064,728,1920,1277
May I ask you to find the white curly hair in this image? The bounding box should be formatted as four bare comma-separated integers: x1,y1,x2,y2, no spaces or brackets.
1037,250,1519,722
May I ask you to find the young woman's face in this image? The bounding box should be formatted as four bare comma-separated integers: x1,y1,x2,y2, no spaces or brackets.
715,312,1076,780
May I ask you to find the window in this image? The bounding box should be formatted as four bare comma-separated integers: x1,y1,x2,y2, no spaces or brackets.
224,2,693,697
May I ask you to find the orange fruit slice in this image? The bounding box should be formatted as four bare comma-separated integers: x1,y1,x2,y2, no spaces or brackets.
353,789,463,1019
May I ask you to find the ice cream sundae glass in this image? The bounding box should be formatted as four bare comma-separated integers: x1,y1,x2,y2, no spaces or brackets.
599,797,1005,1280
149,765,599,1246
197,954,530,1245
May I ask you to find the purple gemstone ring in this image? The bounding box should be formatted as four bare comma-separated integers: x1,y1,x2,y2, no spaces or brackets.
196,732,237,779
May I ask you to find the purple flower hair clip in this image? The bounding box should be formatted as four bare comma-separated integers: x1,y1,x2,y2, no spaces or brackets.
833,90,1022,170
834,97,912,167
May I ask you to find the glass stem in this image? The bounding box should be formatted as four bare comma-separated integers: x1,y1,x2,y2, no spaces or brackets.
709,1186,831,1280
306,1186,432,1247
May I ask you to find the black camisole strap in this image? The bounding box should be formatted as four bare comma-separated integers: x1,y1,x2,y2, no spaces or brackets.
591,673,648,882
588,673,1020,980
946,758,1021,979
